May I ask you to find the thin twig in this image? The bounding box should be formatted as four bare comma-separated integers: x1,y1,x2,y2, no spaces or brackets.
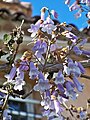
81,74,90,79
21,89,34,99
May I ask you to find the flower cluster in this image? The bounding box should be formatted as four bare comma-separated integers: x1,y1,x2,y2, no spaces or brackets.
65,0,90,27
0,7,90,120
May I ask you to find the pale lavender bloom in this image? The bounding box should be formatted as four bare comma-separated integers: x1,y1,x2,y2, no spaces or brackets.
18,61,29,72
52,91,58,97
65,0,70,5
76,62,85,74
35,52,45,60
54,71,65,84
54,100,63,116
74,11,82,18
13,77,25,91
81,0,86,3
73,76,84,92
69,2,80,11
41,97,51,110
65,32,78,42
32,40,47,54
39,41,47,54
79,110,87,120
51,10,58,18
28,20,41,37
82,50,90,56
32,40,41,52
3,109,12,120
45,90,51,98
41,17,56,34
29,62,39,79
65,81,78,100
41,12,45,21
87,12,90,19
66,61,81,77
86,0,90,6
79,38,87,46
73,46,82,55
42,109,50,116
50,44,57,52
57,84,65,93
34,72,50,92
5,65,16,82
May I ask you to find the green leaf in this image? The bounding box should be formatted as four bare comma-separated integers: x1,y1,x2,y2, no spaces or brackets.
3,34,11,44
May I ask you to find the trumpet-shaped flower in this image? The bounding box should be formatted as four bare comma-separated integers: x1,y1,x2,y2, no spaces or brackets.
69,2,80,11
54,71,65,84
51,10,58,18
34,72,50,92
29,62,39,79
4,65,16,82
65,0,70,5
65,61,81,77
57,84,65,93
41,17,56,34
65,81,78,100
13,76,25,91
73,46,82,55
72,76,84,92
79,110,87,120
3,109,12,120
28,20,41,37
54,99,63,116
65,32,78,42
32,40,47,54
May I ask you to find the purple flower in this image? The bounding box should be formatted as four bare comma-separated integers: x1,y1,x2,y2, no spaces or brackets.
41,17,56,34
65,81,78,100
65,61,81,77
81,0,86,4
74,11,82,18
13,78,25,91
29,62,39,79
65,32,78,42
54,99,63,116
79,110,87,120
3,109,12,120
32,40,47,54
41,11,45,21
32,40,41,52
73,76,84,92
65,0,70,5
50,44,57,52
82,50,90,56
79,38,87,46
16,69,24,80
87,12,90,19
54,71,65,84
34,72,50,92
51,10,58,18
77,62,85,74
5,65,16,82
18,61,29,72
57,84,65,93
86,0,90,6
45,90,51,98
69,2,80,11
73,46,82,55
41,97,51,110
28,20,41,37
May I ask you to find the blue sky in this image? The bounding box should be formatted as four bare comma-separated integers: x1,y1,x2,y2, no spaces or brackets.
22,0,87,29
